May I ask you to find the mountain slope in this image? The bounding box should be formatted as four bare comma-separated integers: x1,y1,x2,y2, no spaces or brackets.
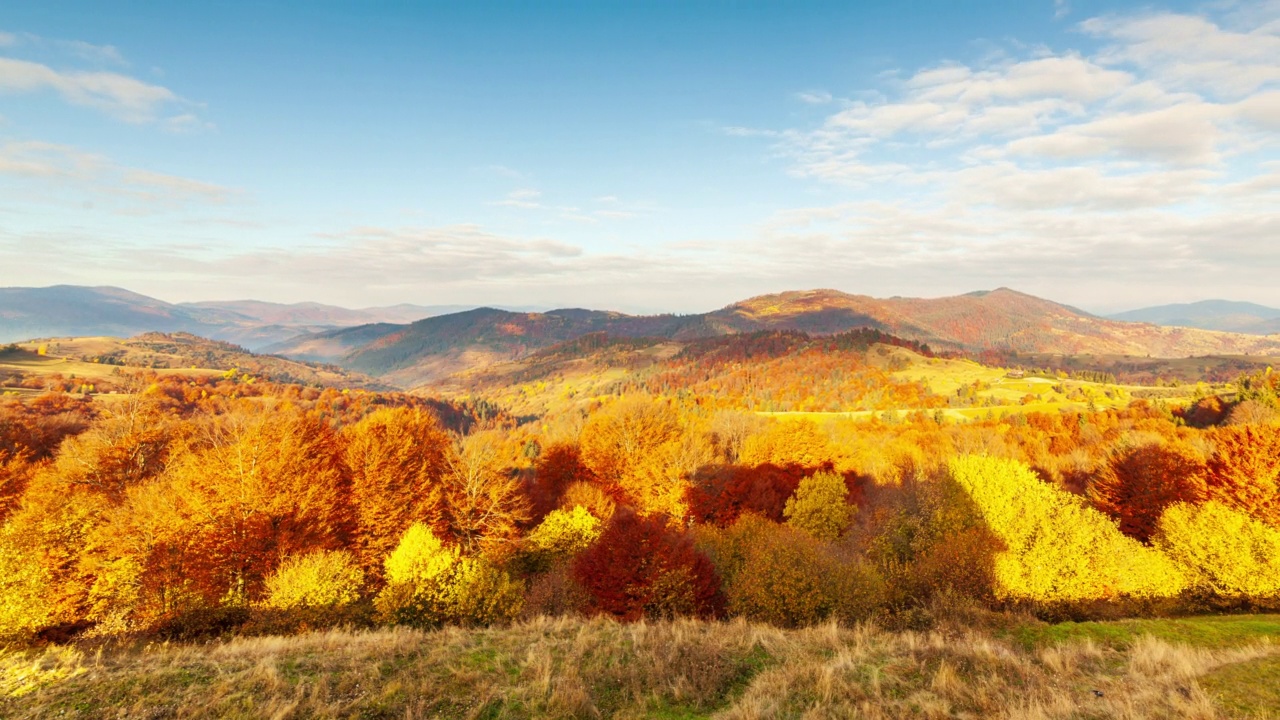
721,289,1280,356
269,288,1280,389
1109,300,1280,334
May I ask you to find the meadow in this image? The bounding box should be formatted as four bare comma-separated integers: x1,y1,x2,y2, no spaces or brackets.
3,614,1278,719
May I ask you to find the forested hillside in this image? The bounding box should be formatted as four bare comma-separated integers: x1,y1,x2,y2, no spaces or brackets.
270,289,1280,388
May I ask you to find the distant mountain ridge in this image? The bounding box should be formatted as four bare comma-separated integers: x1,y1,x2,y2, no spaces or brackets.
1109,300,1280,335
0,286,513,350
7,285,1280,390
267,288,1280,389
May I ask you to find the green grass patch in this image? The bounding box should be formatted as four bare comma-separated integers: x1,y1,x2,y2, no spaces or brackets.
1201,655,1280,719
1010,614,1280,651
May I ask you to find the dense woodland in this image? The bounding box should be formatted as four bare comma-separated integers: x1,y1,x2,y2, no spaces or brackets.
0,353,1279,644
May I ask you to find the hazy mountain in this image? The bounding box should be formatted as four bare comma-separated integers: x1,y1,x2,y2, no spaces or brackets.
267,288,1280,388
0,286,217,343
1109,300,1280,334
0,286,536,350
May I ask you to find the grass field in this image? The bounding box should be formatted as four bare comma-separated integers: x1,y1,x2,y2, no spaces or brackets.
2,614,1276,719
1,342,224,383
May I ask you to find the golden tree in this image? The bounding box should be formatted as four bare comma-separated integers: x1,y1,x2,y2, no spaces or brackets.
441,430,529,555
342,407,451,576
1205,425,1280,526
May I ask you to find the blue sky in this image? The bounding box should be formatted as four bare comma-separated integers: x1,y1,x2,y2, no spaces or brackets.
0,0,1277,313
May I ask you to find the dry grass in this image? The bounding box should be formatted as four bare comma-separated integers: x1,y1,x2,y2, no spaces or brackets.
1,616,1276,719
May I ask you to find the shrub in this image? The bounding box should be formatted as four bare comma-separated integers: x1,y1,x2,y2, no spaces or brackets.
572,509,723,621
948,455,1185,605
700,514,881,627
263,550,364,611
1153,501,1280,600
521,564,590,619
374,523,524,628
863,474,1001,610
784,470,854,541
521,506,602,572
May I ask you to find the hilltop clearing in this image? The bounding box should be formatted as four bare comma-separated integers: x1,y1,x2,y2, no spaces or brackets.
1,334,384,395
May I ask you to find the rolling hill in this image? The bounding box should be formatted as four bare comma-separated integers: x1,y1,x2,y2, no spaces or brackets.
268,288,1280,388
1109,300,1280,335
1,332,386,394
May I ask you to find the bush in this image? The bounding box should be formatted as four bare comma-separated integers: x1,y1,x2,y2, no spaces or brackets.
521,564,590,619
700,514,882,627
948,455,1185,605
526,506,602,560
518,505,602,574
784,470,854,541
1154,501,1280,601
862,474,1002,610
573,509,723,621
263,550,364,610
374,523,524,628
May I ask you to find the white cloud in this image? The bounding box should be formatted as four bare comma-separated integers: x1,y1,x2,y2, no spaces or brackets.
493,188,543,209
0,140,236,206
720,2,1280,309
58,39,127,66
1054,0,1071,20
796,90,833,104
0,57,185,123
1082,11,1280,98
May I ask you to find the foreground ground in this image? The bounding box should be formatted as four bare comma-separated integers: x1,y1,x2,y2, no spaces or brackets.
2,614,1277,719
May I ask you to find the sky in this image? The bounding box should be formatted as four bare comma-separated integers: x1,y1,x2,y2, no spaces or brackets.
0,0,1277,314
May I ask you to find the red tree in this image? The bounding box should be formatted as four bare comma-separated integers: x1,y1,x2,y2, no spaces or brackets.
573,509,723,621
1089,442,1207,542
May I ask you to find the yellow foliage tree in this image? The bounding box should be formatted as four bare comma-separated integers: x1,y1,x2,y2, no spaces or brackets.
375,523,522,627
524,506,602,564
783,470,854,541
579,396,697,517
263,550,364,610
1153,501,1280,600
739,419,835,469
948,455,1184,604
0,525,55,639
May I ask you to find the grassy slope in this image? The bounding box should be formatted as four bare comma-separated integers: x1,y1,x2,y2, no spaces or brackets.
3,615,1277,719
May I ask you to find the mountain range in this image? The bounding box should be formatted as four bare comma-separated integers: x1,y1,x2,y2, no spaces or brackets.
4,285,1280,390
266,288,1280,388
0,286,533,350
1108,300,1280,335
